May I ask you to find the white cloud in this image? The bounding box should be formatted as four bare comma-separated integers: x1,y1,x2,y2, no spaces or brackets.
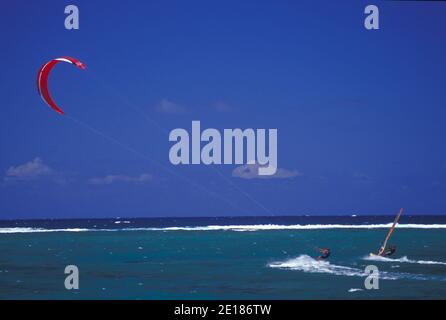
4,158,54,181
154,99,186,114
88,173,152,185
232,163,302,179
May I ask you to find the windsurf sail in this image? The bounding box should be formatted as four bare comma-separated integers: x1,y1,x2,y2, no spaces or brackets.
378,208,403,255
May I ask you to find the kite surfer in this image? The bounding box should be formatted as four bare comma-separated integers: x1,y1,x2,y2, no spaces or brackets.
316,248,331,261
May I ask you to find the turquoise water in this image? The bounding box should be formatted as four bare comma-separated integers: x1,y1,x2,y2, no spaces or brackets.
1,220,446,299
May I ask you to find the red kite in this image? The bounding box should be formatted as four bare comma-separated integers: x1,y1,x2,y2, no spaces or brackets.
37,57,86,115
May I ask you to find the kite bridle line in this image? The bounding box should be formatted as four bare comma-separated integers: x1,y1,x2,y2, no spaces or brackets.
65,114,248,215
87,70,274,216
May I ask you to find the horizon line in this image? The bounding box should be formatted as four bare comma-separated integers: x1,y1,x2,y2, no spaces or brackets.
2,213,446,222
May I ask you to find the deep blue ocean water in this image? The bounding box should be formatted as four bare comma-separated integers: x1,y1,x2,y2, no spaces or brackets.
1,215,445,299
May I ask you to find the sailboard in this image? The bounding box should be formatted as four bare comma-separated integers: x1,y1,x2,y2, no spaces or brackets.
370,208,404,257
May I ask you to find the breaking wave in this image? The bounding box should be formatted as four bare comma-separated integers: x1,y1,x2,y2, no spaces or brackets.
0,227,90,233
1,223,446,233
145,223,446,231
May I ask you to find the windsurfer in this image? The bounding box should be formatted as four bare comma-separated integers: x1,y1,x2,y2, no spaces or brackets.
379,245,396,257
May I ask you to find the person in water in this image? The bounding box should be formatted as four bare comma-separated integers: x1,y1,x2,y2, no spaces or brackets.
379,245,396,257
317,248,331,261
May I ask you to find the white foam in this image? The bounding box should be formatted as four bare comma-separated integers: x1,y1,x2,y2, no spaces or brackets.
0,227,90,234
364,255,446,266
267,255,440,281
268,255,395,278
269,255,359,276
135,223,446,232
1,223,446,234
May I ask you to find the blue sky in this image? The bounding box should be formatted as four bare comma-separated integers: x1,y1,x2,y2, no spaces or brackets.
1,0,446,219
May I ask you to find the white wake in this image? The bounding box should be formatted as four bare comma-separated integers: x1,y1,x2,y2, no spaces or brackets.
268,255,444,281
269,255,396,280
364,255,446,266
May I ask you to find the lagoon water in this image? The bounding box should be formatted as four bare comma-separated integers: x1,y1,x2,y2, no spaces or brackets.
0,216,445,299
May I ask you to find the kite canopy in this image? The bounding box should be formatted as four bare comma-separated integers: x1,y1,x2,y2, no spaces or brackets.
37,57,86,115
